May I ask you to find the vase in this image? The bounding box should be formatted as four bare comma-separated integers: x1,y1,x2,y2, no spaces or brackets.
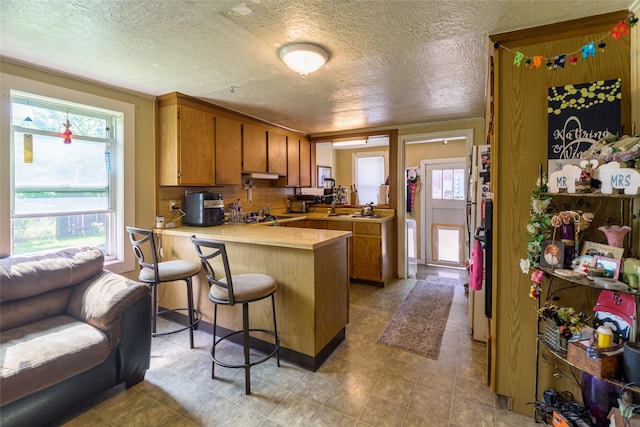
560,223,576,269
581,372,622,427
598,225,631,248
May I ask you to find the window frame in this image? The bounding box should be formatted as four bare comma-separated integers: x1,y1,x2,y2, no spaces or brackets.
1,74,135,273
352,151,389,205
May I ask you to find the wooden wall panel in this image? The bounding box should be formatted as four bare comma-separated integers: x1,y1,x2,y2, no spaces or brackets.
493,29,631,414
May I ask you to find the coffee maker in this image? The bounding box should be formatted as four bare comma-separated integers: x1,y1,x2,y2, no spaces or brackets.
323,178,336,203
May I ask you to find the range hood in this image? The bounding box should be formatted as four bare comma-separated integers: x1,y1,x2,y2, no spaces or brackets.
247,172,280,180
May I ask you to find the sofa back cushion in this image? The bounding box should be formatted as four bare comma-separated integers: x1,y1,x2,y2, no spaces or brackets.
0,247,104,303
0,247,104,331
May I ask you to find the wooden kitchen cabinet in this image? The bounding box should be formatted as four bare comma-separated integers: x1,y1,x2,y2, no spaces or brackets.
300,217,394,285
158,103,215,186
267,131,287,175
286,135,301,186
329,221,353,275
351,221,394,285
214,116,242,185
242,123,268,173
299,137,311,187
352,223,383,282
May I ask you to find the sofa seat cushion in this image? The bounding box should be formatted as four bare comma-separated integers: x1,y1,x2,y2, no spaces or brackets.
0,315,110,406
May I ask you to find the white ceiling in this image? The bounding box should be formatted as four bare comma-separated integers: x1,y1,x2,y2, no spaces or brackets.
0,1,634,135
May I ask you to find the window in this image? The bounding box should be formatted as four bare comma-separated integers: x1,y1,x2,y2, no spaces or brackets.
1,76,135,272
354,152,388,205
431,167,465,200
11,93,116,256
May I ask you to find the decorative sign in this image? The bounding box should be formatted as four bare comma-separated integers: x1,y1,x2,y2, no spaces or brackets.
547,79,621,173
595,161,640,195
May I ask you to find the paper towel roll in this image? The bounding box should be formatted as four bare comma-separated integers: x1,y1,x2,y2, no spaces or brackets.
378,185,389,204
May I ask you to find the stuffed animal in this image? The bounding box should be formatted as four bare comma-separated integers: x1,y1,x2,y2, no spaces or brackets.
622,258,640,290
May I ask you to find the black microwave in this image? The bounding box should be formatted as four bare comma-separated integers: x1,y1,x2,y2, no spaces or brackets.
184,192,224,226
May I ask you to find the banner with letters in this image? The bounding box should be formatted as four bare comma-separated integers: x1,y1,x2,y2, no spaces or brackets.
547,79,621,173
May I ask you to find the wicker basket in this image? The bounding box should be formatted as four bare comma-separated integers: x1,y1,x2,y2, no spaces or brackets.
544,321,568,353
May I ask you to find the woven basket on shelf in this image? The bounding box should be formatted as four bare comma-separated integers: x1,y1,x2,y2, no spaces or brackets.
544,321,568,353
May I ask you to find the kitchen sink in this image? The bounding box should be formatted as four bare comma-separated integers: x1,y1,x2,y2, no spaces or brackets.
327,213,349,217
351,214,379,219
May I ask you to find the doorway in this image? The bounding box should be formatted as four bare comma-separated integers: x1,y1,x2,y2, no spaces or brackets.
400,129,474,279
422,158,466,267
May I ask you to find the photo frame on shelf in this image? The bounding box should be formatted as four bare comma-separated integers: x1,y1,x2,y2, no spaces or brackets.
580,241,624,260
594,256,621,280
540,240,565,269
317,166,332,188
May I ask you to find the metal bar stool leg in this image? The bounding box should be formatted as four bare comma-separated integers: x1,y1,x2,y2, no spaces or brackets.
271,294,280,367
212,304,218,379
151,284,158,335
243,302,251,395
186,278,195,349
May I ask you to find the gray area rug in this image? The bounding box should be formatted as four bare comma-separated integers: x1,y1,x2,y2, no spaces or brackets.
378,277,457,360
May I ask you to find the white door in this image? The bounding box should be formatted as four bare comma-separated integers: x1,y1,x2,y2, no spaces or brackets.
423,159,467,267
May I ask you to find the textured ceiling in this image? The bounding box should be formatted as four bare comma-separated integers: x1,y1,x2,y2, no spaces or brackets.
0,0,633,135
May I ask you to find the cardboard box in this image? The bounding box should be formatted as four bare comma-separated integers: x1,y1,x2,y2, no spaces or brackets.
567,341,621,379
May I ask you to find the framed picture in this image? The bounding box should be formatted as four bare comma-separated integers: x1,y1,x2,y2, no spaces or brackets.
540,240,565,269
580,241,624,260
594,256,621,280
317,166,332,188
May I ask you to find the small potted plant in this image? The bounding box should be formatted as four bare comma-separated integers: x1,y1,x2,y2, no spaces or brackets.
537,302,589,352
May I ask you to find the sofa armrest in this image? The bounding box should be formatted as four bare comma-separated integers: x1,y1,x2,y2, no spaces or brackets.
67,271,150,347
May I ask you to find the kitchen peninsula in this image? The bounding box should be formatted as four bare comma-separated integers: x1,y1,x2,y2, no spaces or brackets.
156,223,351,370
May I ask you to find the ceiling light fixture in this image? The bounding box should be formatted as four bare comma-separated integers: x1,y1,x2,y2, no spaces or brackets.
331,138,368,147
278,42,329,77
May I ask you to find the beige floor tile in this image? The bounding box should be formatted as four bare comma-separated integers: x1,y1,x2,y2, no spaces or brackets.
292,373,339,404
370,373,415,406
402,408,450,427
307,407,358,427
54,266,542,427
268,393,321,426
59,410,112,426
409,384,453,421
383,356,425,384
323,381,371,419
92,387,180,426
215,403,268,426
232,381,290,416
453,376,495,407
358,395,408,427
448,398,495,427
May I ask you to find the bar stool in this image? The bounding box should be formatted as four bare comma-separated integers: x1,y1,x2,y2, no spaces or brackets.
126,226,202,348
191,236,279,394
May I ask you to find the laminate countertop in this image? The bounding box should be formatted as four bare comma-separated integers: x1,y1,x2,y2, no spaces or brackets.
158,223,351,251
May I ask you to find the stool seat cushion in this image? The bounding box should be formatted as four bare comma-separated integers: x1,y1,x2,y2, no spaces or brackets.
210,274,277,303
139,260,201,283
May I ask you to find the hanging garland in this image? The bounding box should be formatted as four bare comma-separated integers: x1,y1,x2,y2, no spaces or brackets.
493,13,637,70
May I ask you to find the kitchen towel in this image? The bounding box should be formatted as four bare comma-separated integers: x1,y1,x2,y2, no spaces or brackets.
470,238,484,291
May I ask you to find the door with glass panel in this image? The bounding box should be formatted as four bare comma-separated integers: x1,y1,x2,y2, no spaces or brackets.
424,159,466,266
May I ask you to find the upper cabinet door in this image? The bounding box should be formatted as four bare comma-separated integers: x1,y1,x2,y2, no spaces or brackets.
242,123,267,173
287,136,300,186
215,116,242,185
178,106,216,185
156,104,216,186
267,131,287,175
299,137,311,187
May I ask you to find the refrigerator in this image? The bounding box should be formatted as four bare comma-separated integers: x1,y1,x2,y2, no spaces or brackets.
467,145,491,343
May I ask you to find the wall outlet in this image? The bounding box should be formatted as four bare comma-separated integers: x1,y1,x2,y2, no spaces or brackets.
170,200,179,210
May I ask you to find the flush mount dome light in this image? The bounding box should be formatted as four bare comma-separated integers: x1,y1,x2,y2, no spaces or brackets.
278,42,329,77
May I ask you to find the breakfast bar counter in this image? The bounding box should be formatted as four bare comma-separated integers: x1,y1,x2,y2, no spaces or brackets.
155,224,351,370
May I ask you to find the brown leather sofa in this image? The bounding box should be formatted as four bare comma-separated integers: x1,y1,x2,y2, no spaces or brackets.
0,247,151,427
